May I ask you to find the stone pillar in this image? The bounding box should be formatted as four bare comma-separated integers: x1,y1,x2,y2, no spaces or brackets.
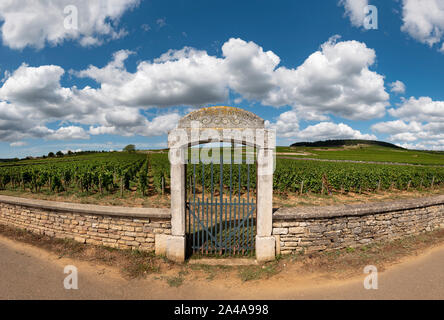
256,147,275,262
166,147,186,262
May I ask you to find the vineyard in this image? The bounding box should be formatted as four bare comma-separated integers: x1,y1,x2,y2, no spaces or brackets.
0,150,443,206
274,159,444,194
0,152,161,197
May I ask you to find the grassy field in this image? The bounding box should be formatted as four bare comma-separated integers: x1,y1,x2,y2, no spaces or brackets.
276,145,444,166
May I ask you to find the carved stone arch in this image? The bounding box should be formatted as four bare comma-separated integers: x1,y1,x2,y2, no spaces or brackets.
166,106,275,263
178,106,265,130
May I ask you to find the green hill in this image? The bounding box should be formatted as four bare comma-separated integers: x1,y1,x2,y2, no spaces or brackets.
277,140,444,166
290,139,403,149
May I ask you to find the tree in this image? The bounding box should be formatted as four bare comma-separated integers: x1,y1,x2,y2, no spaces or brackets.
67,150,73,155
56,151,64,157
48,152,55,158
123,144,136,153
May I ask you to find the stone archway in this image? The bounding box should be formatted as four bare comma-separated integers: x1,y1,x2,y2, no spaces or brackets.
166,106,275,262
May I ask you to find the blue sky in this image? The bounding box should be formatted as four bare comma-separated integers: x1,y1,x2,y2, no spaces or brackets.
0,0,444,158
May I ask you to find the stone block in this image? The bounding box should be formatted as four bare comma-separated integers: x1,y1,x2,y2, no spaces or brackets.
256,236,275,262
166,235,186,263
273,228,288,235
155,233,169,256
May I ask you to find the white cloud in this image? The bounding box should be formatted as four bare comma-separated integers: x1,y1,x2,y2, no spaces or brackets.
372,119,444,149
380,96,444,148
89,111,181,137
156,18,166,28
0,37,392,143
79,46,228,108
222,38,280,101
389,96,444,122
296,122,377,141
401,0,444,50
141,24,151,32
265,109,299,138
371,120,422,134
339,0,369,28
389,80,406,94
268,108,376,141
0,63,71,118
47,126,89,140
397,140,444,151
76,37,389,120
0,0,140,49
76,50,135,85
0,59,182,141
10,141,27,147
263,36,389,120
389,132,418,142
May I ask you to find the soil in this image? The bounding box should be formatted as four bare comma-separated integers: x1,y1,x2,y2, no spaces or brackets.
0,187,442,209
1,227,444,299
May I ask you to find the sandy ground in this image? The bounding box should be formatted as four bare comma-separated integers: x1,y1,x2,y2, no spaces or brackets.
0,234,443,300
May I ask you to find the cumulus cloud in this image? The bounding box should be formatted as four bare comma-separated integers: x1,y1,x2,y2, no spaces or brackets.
389,80,406,94
263,36,389,120
89,111,181,137
0,62,181,142
296,122,377,141
0,37,391,144
389,96,444,122
267,108,376,141
397,140,444,151
339,0,369,28
265,109,300,138
372,100,444,150
10,141,27,147
75,37,389,120
401,0,444,51
76,46,228,108
47,126,90,141
0,0,140,49
376,95,444,149
222,38,280,101
371,119,422,135
76,49,135,85
156,18,167,28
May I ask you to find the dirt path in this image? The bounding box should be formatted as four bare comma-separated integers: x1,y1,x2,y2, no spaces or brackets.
1,235,443,300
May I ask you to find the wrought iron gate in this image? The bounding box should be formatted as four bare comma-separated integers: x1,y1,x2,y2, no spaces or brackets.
186,146,256,256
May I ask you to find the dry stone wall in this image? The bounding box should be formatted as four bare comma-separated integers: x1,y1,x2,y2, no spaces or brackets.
273,195,444,255
0,195,171,252
1,194,443,257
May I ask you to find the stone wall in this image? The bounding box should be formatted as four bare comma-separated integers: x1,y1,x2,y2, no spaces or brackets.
273,195,444,255
0,195,171,253
1,194,443,258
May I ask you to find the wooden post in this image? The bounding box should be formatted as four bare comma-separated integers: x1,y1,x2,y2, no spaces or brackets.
99,176,103,195
300,181,304,195
161,176,165,195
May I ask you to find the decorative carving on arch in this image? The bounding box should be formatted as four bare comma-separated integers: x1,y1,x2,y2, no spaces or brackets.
178,106,265,129
167,105,275,263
